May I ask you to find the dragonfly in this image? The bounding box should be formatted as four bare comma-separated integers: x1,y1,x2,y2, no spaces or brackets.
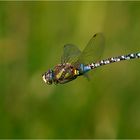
42,33,140,85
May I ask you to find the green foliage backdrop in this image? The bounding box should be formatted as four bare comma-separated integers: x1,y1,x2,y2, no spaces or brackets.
0,1,140,139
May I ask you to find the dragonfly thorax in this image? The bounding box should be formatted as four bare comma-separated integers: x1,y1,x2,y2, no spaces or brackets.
53,63,79,84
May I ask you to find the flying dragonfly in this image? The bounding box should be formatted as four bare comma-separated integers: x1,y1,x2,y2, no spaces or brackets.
42,33,140,85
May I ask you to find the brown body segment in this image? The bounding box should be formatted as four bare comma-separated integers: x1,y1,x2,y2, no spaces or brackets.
53,63,79,84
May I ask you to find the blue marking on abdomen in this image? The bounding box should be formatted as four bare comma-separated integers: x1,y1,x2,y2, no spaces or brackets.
80,64,91,74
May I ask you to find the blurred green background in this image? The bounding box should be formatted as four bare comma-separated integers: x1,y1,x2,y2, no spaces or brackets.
0,1,140,139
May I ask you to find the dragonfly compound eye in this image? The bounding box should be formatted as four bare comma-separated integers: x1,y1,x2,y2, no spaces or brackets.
42,69,54,85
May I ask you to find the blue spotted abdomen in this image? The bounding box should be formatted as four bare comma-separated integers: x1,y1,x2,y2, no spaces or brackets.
88,52,140,70
79,52,140,75
79,64,91,74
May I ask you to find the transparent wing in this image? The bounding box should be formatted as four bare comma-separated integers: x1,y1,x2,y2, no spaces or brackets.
61,44,81,64
76,33,105,65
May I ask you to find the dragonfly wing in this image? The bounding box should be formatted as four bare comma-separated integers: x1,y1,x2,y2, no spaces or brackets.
61,44,81,64
76,33,105,65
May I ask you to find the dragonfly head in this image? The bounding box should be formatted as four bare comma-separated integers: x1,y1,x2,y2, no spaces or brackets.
42,69,54,85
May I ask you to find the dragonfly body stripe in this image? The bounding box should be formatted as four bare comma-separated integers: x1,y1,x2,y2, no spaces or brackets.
87,52,140,70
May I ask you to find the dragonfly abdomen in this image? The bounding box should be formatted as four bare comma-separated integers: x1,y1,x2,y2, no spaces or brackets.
88,52,140,69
